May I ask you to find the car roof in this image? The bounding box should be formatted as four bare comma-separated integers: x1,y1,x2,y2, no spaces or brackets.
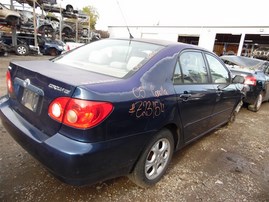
109,37,203,50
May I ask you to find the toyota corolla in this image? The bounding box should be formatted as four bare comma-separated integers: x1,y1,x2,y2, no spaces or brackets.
0,38,244,187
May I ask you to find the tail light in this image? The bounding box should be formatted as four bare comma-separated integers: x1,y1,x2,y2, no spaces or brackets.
6,70,13,94
48,97,113,129
244,76,256,86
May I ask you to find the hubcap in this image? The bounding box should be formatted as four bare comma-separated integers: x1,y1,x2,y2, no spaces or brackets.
18,47,26,55
145,138,171,180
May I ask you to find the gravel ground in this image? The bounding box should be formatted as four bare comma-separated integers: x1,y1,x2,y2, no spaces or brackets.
0,54,269,202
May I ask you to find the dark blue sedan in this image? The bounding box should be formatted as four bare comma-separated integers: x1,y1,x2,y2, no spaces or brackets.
0,38,244,187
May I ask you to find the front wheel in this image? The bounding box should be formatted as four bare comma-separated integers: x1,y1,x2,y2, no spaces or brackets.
129,129,174,188
15,44,29,56
248,93,263,112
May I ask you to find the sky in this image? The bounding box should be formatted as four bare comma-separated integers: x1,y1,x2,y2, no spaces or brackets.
2,0,269,30
55,0,269,29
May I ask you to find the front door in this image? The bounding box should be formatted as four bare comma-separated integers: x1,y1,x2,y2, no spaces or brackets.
205,53,241,127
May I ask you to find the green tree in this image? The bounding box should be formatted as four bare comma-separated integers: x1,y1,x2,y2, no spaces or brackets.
82,6,99,30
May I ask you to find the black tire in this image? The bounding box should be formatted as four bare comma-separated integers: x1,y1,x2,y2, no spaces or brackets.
48,48,58,56
38,25,54,35
82,28,88,37
15,44,29,56
129,129,174,188
6,16,20,27
248,93,263,112
62,27,73,38
66,4,74,13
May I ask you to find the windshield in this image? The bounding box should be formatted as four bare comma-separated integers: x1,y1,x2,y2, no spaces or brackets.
53,39,164,78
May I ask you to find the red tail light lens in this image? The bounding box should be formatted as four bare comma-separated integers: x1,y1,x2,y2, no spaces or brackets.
244,76,256,86
6,70,13,93
48,97,113,129
48,97,70,123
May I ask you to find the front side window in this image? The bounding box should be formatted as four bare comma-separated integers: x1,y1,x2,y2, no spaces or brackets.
206,54,229,83
178,51,209,84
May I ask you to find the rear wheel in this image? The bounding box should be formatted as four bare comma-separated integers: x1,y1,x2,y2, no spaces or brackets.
15,44,29,56
48,48,58,56
129,129,174,188
248,93,263,112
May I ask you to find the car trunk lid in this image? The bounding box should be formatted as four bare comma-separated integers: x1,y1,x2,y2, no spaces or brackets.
8,60,118,137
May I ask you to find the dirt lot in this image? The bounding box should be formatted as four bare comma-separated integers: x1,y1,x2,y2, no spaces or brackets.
0,55,269,202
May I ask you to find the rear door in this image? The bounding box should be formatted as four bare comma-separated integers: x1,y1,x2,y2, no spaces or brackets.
173,50,216,142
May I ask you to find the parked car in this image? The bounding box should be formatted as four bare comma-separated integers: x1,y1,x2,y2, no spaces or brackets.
16,0,57,8
1,33,38,55
44,15,74,37
253,47,269,61
1,33,66,56
0,3,21,26
17,10,74,37
0,38,244,187
221,55,269,112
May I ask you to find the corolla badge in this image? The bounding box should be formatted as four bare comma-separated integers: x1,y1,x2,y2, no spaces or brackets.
48,83,71,94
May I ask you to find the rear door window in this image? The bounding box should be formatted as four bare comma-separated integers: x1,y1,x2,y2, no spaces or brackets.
175,51,209,84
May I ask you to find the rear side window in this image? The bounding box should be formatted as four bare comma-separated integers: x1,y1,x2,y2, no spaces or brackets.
205,54,229,83
176,51,209,84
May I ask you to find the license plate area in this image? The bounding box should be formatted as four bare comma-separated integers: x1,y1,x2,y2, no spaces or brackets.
21,88,40,112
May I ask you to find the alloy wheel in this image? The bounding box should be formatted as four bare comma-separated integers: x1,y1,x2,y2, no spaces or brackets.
145,138,171,180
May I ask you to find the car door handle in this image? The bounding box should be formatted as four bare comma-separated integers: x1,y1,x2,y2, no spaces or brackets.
179,94,192,101
216,90,222,95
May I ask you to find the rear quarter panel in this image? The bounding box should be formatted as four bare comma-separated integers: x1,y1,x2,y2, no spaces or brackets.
67,47,182,142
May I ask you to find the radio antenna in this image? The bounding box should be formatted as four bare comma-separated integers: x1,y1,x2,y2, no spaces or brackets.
116,0,134,39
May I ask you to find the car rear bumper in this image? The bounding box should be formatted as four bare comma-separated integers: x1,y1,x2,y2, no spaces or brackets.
0,96,144,185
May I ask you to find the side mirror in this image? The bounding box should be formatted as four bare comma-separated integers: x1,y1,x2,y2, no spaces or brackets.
232,75,245,84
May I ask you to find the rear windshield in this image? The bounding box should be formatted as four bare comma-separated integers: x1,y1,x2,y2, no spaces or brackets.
53,39,164,78
221,56,266,71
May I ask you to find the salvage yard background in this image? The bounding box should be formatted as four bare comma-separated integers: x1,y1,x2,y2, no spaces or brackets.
0,55,269,201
